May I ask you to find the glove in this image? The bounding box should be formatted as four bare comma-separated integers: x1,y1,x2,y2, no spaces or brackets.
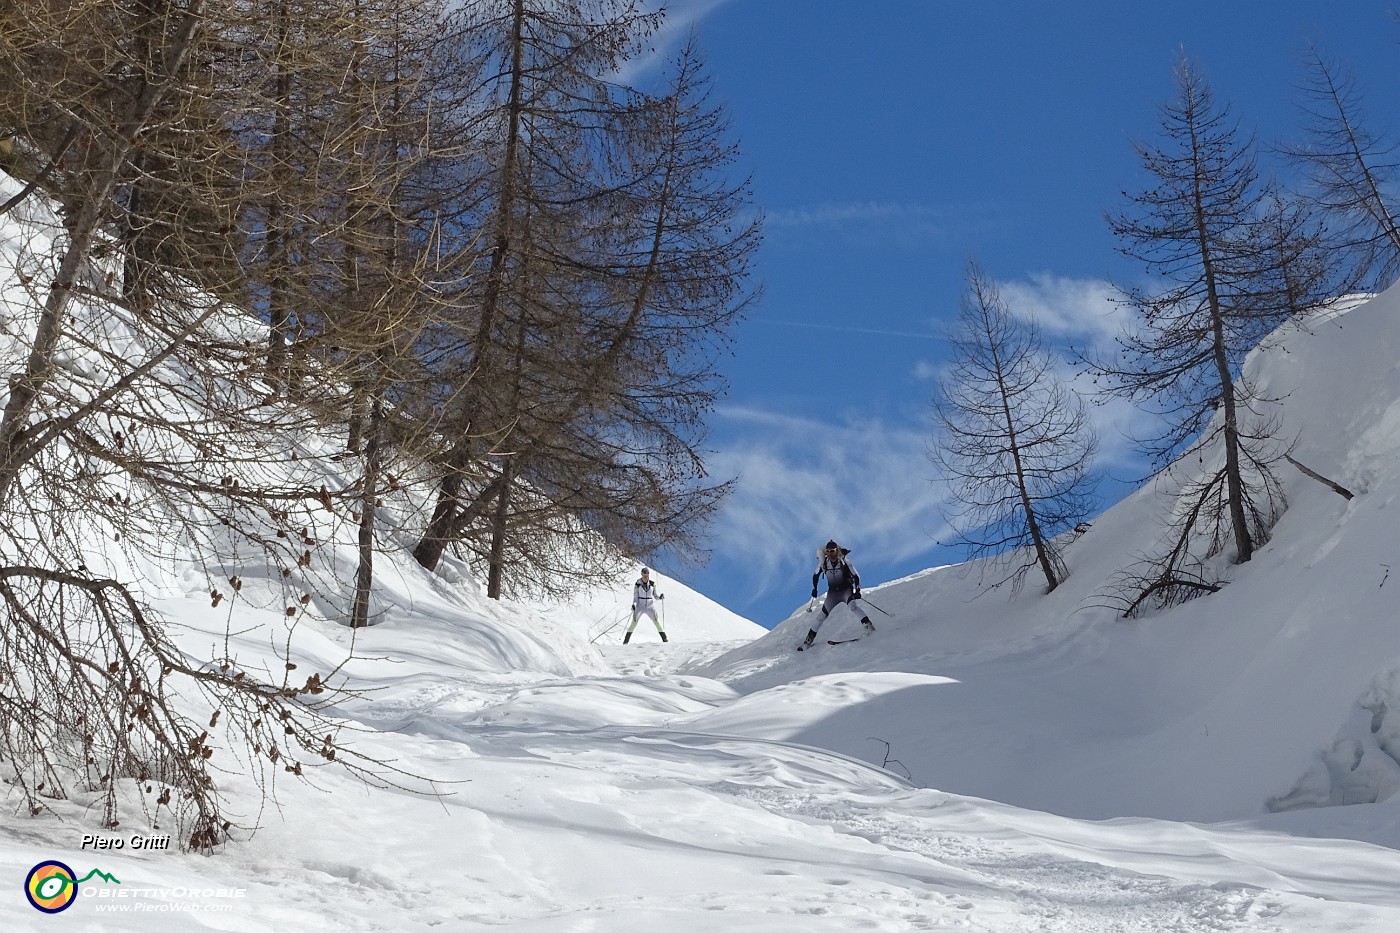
853,588,862,601
810,587,818,599
631,604,636,611
658,594,664,599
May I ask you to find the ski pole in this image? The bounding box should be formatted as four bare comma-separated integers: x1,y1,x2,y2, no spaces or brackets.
860,596,893,617
804,597,818,613
589,609,631,644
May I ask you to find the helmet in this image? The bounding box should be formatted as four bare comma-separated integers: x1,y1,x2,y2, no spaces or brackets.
824,540,839,551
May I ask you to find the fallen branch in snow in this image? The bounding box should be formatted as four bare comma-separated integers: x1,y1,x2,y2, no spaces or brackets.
1121,574,1223,618
867,737,912,781
1285,454,1355,500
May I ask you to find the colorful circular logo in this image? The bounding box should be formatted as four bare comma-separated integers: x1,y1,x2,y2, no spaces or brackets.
25,861,78,913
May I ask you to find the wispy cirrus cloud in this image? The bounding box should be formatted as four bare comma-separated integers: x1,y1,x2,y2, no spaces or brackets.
913,271,1150,479
764,201,940,227
705,406,953,614
762,200,977,247
993,274,1153,478
705,271,1152,621
611,0,736,86
648,0,733,38
910,271,1123,378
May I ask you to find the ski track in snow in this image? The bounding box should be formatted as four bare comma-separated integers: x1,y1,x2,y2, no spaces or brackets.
426,724,1287,932
3,612,1397,932
599,639,745,677
328,674,1346,932
305,631,1400,931
742,789,1288,933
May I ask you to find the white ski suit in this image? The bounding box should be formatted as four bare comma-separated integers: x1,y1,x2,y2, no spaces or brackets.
626,575,665,640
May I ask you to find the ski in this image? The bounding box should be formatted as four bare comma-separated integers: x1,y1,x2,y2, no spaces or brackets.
800,625,873,650
829,624,875,646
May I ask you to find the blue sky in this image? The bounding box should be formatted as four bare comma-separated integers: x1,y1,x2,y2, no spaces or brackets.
639,1,1400,629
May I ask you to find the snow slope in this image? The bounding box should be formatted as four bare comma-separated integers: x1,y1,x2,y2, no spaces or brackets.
690,291,1400,826
4,171,1400,930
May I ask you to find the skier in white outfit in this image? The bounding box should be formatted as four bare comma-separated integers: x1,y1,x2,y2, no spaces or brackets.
799,539,874,650
624,568,667,644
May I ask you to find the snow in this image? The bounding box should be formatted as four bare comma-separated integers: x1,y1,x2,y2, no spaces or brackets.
5,178,1400,930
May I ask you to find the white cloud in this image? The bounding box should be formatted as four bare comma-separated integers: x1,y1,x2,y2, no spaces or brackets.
706,406,953,605
979,272,1154,476
1063,363,1155,479
996,272,1122,349
707,274,1155,616
911,359,942,382
612,0,736,86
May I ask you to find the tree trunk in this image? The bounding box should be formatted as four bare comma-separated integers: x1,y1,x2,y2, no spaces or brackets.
485,460,515,599
414,0,527,571
350,392,384,627
1192,131,1253,564
992,327,1059,592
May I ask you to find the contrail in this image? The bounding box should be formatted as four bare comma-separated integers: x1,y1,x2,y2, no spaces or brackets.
751,318,943,341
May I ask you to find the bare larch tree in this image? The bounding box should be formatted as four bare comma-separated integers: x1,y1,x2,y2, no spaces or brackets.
932,261,1097,594
1089,53,1332,615
413,6,757,599
1283,45,1400,292
0,0,436,848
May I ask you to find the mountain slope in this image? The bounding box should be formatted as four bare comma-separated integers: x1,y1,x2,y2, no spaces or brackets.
690,290,1400,823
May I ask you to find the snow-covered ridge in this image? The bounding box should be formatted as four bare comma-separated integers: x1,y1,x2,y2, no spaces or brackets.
694,285,1400,824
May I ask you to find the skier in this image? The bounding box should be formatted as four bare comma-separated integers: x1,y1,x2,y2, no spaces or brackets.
798,539,874,650
623,568,667,644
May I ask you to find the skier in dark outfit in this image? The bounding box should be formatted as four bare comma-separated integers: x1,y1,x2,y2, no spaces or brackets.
799,539,875,650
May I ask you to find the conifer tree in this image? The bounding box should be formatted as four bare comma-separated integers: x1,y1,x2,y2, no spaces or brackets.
0,0,437,846
1284,46,1400,291
1090,53,1331,614
414,9,757,598
932,261,1097,594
